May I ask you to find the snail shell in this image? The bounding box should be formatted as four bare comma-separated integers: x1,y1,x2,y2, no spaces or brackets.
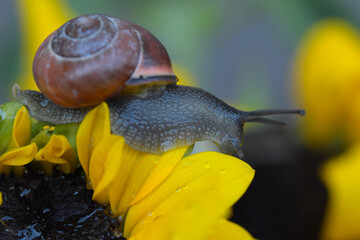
33,14,177,108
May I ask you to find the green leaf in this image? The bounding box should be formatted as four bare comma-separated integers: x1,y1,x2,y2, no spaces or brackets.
183,144,195,158
54,123,80,152
0,102,22,154
31,129,51,149
30,120,51,139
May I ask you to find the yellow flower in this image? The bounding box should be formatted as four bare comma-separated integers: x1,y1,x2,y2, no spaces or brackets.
0,106,37,175
293,19,360,148
321,142,360,240
35,134,77,175
0,192,2,206
293,19,360,240
16,0,74,90
77,102,255,239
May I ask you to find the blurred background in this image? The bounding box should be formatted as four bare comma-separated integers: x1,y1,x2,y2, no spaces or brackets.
2,1,360,240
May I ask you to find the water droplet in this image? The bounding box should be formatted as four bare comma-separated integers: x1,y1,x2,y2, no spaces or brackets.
140,219,148,224
42,208,51,214
183,185,189,190
148,211,155,216
1,216,15,221
175,187,182,193
19,188,31,197
204,163,212,169
220,169,227,174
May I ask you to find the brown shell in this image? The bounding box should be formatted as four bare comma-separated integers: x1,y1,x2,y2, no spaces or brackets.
33,15,177,108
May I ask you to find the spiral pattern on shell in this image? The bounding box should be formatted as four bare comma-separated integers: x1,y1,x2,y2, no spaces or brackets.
33,14,176,108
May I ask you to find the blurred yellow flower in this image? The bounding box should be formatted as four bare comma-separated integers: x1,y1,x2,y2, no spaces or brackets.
0,106,37,175
16,0,74,90
0,192,2,206
35,134,77,175
173,62,197,87
321,142,360,240
293,19,360,148
294,19,360,240
77,102,255,239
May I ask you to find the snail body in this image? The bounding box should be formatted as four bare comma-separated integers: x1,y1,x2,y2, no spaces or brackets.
14,84,303,158
15,14,305,158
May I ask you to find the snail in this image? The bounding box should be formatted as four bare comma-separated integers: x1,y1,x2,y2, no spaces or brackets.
14,14,304,158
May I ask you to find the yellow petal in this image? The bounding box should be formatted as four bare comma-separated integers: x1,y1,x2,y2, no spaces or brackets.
9,106,31,148
320,142,360,240
76,102,110,178
208,219,255,240
124,152,254,236
90,135,125,204
88,134,188,216
129,146,188,205
16,0,74,90
0,142,37,166
0,192,2,206
293,19,360,147
107,143,159,216
127,193,253,240
35,134,76,174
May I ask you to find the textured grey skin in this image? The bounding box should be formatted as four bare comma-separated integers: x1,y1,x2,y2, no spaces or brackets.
13,85,92,124
14,84,304,158
107,85,244,156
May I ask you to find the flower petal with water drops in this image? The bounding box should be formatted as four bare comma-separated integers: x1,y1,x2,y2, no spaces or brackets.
127,146,189,206
109,146,188,217
127,192,254,240
76,102,110,178
124,151,255,237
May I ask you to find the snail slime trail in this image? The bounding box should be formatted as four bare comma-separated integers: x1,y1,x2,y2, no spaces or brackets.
15,14,305,158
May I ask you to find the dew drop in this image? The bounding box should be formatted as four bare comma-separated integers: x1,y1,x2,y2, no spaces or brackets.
175,187,182,193
42,208,51,214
